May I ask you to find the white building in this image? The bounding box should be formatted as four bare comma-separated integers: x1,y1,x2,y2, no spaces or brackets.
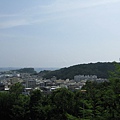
74,75,97,82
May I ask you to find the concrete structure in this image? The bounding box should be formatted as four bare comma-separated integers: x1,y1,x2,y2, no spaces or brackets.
74,75,97,82
26,79,36,88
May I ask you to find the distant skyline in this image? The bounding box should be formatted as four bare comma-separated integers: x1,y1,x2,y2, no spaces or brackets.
0,0,120,68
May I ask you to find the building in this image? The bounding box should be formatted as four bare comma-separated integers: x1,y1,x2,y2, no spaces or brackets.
25,79,36,88
74,75,97,82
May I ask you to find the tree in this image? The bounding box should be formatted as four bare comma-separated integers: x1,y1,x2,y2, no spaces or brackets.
108,62,120,119
9,83,24,97
50,88,74,120
11,94,30,120
66,113,80,120
0,92,15,120
29,89,43,120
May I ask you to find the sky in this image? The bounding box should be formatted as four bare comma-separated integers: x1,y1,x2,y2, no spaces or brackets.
0,0,120,68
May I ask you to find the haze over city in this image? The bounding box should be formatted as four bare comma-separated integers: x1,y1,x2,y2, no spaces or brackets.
0,0,120,68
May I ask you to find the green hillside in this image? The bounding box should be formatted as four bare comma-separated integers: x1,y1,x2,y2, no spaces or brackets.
12,68,36,74
42,62,116,79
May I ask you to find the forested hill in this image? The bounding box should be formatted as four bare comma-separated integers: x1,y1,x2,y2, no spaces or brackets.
12,68,36,74
42,62,117,80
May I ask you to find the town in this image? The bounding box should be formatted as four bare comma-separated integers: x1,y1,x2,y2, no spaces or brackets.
0,68,108,94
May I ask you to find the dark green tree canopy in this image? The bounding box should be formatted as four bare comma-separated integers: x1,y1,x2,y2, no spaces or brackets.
42,62,116,79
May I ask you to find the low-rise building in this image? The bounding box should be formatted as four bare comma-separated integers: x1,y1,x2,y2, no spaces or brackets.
25,79,36,88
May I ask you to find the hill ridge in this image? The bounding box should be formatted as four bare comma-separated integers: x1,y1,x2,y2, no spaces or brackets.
42,62,116,79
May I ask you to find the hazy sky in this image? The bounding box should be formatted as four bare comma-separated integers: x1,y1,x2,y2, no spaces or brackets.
0,0,120,68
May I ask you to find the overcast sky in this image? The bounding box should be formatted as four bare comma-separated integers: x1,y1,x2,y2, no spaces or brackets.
0,0,120,68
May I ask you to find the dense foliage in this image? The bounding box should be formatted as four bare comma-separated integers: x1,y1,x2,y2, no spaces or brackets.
12,68,37,74
1,62,120,120
42,62,116,79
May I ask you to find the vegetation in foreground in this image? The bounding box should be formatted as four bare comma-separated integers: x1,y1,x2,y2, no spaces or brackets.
0,62,120,120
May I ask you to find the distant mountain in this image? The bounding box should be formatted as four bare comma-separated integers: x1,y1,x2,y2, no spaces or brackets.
12,68,36,74
0,67,59,73
42,62,116,80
